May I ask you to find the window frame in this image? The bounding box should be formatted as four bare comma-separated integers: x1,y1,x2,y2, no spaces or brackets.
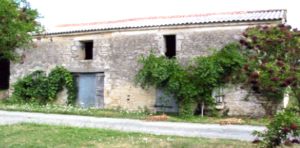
213,87,225,104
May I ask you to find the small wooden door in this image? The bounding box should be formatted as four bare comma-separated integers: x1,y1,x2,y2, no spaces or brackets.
76,73,104,108
155,88,178,113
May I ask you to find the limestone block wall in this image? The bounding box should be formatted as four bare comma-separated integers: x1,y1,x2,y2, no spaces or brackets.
222,85,266,117
104,31,159,111
176,27,243,64
9,24,269,115
10,40,65,83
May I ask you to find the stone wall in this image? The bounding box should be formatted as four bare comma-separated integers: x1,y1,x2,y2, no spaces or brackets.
9,24,270,115
222,85,266,117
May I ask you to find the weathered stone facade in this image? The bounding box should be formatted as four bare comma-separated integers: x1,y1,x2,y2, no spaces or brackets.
221,85,266,117
9,21,281,116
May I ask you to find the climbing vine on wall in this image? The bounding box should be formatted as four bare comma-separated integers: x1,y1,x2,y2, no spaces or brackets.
48,67,77,104
135,43,245,116
12,66,76,104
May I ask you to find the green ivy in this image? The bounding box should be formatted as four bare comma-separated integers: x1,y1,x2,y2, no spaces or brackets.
135,43,245,116
48,67,77,104
12,66,76,104
12,70,49,103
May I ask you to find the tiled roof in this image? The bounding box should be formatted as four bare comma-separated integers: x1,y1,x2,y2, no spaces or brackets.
47,9,286,35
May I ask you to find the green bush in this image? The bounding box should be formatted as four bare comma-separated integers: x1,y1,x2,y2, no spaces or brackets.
12,66,76,104
12,71,49,103
253,108,300,147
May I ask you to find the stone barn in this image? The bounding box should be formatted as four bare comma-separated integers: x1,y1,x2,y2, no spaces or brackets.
4,9,286,116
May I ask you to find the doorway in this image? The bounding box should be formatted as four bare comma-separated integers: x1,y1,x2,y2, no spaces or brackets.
0,58,10,90
76,73,104,108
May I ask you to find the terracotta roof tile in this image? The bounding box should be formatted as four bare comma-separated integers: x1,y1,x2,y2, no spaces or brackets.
46,9,286,35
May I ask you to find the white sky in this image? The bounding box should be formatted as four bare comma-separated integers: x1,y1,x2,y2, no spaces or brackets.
27,0,300,30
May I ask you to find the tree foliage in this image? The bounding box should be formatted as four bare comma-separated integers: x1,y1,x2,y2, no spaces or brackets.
239,24,300,111
192,43,246,104
0,0,41,60
253,108,300,147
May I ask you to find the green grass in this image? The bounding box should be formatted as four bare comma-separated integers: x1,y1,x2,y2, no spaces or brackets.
167,115,270,126
0,123,256,148
0,101,270,126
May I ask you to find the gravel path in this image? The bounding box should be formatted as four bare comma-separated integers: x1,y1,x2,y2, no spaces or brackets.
0,110,265,141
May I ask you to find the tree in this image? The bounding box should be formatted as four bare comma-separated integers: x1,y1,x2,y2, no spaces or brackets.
239,24,300,114
0,0,41,60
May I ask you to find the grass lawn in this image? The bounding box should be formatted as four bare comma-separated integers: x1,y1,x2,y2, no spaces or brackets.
0,123,256,148
0,101,270,126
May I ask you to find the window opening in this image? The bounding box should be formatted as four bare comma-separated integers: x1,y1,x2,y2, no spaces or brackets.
81,41,93,60
164,35,176,58
213,87,224,104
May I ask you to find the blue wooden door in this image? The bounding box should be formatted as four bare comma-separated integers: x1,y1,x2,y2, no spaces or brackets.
155,88,178,113
77,73,104,108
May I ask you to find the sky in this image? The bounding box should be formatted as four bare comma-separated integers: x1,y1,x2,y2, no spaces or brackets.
27,0,300,31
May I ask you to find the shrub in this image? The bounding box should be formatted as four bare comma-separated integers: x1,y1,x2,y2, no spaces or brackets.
12,70,49,103
12,66,76,104
239,24,300,114
253,108,300,148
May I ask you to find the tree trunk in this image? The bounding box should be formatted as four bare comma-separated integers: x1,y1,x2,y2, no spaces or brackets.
201,101,204,117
